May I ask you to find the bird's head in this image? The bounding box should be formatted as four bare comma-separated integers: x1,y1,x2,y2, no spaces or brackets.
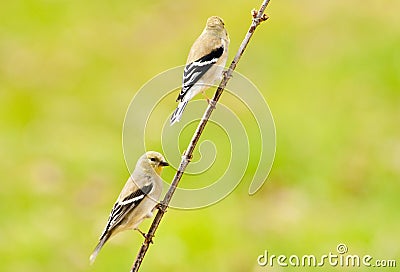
206,16,225,29
142,151,169,175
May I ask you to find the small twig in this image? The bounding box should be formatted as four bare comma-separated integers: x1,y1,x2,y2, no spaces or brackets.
130,1,271,271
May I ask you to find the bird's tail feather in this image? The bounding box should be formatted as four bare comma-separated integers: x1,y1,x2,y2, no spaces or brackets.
170,101,188,126
89,233,110,265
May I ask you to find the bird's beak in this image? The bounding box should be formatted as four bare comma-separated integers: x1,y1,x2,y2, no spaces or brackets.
160,161,169,167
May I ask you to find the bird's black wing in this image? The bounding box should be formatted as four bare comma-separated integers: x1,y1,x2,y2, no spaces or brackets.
177,46,224,101
99,182,153,240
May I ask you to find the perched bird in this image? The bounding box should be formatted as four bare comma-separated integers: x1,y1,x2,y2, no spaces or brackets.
170,16,229,125
90,151,169,264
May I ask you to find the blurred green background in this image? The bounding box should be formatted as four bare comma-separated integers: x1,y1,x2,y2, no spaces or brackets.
1,0,399,271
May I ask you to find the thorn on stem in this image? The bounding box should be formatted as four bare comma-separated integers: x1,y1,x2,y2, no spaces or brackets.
251,9,258,18
251,9,269,24
261,14,269,22
182,152,193,162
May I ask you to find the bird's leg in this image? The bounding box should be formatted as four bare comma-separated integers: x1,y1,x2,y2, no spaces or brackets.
202,91,216,109
222,70,232,79
201,91,211,104
136,228,154,244
136,228,147,239
208,99,217,109
154,202,167,213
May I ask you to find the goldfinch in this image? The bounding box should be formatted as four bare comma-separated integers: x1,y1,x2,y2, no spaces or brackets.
170,16,229,125
90,151,169,264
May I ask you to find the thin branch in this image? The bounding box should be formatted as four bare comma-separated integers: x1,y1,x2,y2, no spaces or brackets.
131,1,271,271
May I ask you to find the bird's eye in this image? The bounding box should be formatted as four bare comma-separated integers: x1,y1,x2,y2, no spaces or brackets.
150,158,156,162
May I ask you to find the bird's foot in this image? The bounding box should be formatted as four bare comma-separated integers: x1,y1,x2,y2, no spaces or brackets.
137,228,147,239
222,70,232,79
145,234,154,244
208,99,217,109
137,228,154,244
155,202,167,213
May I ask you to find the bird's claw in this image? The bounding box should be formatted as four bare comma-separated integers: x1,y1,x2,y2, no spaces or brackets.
145,235,154,244
208,99,217,109
222,70,232,79
155,202,167,213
